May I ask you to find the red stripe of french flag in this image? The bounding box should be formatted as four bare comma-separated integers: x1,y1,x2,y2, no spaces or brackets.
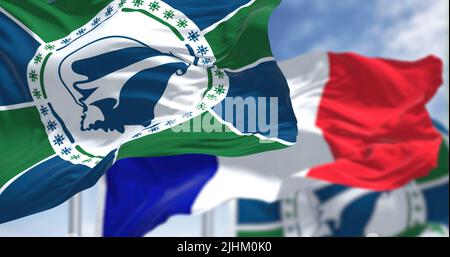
304,52,443,190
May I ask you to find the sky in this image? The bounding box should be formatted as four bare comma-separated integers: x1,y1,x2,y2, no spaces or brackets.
0,0,448,237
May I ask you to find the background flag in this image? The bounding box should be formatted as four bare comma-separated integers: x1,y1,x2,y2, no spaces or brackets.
236,121,449,237
102,51,444,236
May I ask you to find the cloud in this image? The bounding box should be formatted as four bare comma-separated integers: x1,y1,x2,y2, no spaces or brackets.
371,0,449,124
374,0,448,60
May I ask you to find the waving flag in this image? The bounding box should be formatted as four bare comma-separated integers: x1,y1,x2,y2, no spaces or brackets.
0,0,298,223
236,121,449,237
101,51,444,236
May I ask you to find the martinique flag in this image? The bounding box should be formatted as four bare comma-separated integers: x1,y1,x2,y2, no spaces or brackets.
0,0,444,225
236,121,449,237
0,0,299,223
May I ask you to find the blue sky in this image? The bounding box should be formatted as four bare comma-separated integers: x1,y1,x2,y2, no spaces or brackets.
270,0,449,126
0,0,448,236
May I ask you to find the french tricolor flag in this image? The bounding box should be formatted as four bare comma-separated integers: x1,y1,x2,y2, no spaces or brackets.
101,51,444,237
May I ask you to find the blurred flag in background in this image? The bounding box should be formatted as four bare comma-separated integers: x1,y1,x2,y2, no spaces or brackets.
236,121,449,237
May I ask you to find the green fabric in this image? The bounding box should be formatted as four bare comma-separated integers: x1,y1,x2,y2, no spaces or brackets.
416,140,449,184
0,0,280,69
237,228,284,237
121,8,185,41
0,107,54,188
396,223,448,237
0,0,112,42
117,112,287,159
205,0,280,70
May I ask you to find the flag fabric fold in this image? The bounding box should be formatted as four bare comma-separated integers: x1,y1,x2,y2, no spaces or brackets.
291,52,443,190
0,10,39,106
103,154,217,237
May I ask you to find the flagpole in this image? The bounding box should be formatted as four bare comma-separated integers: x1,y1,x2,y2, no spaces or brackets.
95,175,107,237
68,193,82,237
201,211,214,237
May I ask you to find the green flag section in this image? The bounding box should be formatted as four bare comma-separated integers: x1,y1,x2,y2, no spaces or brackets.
117,111,287,159
416,141,449,184
396,223,449,237
0,0,112,42
237,227,284,237
237,223,450,237
205,0,280,70
0,108,54,189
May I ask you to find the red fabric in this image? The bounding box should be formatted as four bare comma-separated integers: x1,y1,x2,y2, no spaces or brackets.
308,53,443,191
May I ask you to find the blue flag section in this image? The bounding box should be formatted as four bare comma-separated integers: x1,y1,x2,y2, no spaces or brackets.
103,155,217,237
163,0,252,30
0,12,39,106
238,200,281,224
214,61,298,142
0,151,116,224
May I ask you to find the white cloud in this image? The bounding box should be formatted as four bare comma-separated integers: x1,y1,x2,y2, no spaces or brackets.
374,0,448,60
